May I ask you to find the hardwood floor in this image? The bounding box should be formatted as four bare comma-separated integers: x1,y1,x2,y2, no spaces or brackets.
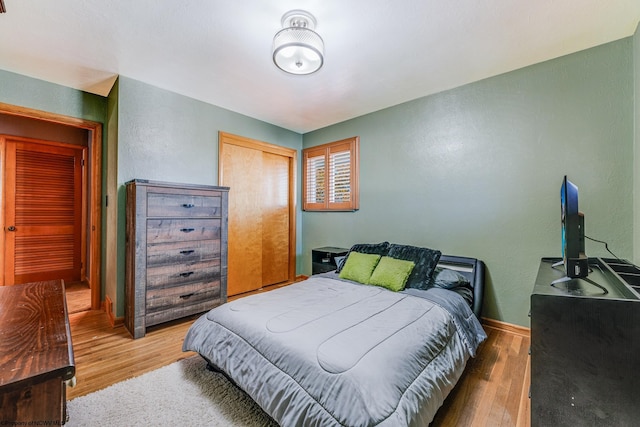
67,296,531,426
65,281,91,314
66,310,197,399
431,321,531,427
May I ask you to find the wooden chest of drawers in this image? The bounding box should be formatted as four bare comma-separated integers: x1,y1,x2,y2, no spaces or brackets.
125,179,229,339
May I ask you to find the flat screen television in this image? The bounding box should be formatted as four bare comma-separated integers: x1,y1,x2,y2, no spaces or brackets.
559,175,588,279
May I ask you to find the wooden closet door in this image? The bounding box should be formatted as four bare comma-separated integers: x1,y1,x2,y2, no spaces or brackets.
219,132,296,296
3,138,84,285
222,143,264,295
261,152,290,286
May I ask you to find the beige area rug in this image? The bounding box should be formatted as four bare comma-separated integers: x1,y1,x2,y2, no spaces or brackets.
66,356,278,426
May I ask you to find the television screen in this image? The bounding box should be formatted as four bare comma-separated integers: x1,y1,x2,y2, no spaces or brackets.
560,176,587,278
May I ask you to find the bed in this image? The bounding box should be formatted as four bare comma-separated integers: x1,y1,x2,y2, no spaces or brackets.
183,243,487,426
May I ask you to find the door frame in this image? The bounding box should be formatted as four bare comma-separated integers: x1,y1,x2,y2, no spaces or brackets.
0,102,102,309
218,131,297,286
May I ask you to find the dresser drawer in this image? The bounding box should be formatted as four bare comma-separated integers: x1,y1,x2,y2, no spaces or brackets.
147,192,222,218
147,240,220,267
145,283,221,327
147,219,221,243
146,259,221,290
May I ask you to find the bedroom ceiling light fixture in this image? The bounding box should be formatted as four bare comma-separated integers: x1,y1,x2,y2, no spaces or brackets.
273,10,324,75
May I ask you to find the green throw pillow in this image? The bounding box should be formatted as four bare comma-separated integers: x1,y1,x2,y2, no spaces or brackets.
368,256,416,292
339,252,381,284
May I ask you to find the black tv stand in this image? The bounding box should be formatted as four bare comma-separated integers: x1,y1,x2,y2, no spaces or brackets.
543,258,608,295
550,275,608,295
530,257,640,426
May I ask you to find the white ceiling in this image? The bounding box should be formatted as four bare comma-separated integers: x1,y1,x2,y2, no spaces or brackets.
0,1,639,133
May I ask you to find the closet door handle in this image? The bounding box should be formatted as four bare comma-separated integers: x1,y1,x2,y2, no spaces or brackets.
6,226,16,232
180,228,195,233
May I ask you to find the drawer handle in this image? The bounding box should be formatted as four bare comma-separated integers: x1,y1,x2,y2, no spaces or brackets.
179,293,195,300
182,203,195,208
179,271,195,277
179,250,195,255
180,228,195,233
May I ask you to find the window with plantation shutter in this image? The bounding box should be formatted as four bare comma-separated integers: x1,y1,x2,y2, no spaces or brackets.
303,136,359,211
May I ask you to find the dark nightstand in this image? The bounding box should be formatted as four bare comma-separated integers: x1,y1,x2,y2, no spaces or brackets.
312,247,349,274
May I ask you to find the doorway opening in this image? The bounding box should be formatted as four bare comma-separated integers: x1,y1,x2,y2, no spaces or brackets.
0,102,102,311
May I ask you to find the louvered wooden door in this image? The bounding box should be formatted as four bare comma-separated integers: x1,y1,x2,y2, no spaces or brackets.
2,137,84,285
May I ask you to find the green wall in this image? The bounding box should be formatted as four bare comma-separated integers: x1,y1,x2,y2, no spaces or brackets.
105,78,119,313
112,77,303,316
0,69,106,123
0,30,637,328
0,71,303,318
302,39,634,327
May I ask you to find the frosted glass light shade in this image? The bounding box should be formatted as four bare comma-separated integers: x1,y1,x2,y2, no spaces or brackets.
273,22,324,75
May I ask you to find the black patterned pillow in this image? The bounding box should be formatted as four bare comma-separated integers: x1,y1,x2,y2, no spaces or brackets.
387,244,441,290
336,242,390,273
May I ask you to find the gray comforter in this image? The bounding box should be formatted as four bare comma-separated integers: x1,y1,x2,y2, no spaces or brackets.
183,275,487,427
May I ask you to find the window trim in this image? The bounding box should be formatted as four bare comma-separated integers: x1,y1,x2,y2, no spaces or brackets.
303,136,359,211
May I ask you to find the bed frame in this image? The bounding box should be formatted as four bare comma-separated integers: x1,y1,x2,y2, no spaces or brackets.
188,252,487,426
437,255,485,319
